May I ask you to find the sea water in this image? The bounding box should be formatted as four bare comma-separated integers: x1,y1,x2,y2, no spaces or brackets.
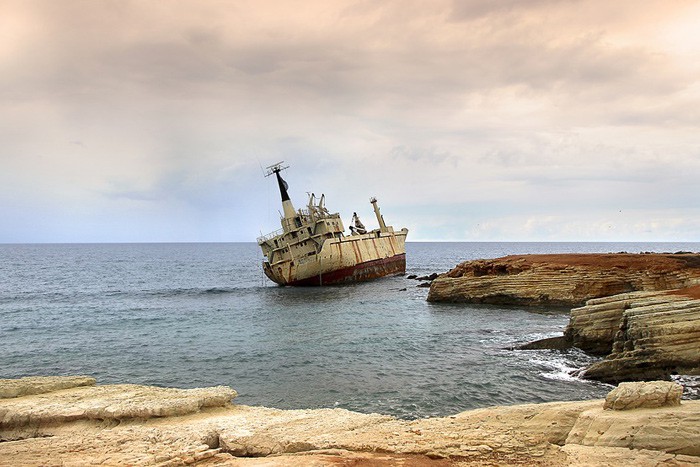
1,242,698,419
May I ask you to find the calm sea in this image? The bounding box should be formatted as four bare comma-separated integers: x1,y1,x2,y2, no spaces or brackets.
1,242,698,419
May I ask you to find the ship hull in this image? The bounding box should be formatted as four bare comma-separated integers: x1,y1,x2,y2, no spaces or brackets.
285,253,405,286
262,229,407,286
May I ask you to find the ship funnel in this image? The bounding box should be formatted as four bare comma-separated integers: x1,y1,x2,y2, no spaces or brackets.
264,161,296,221
370,197,388,232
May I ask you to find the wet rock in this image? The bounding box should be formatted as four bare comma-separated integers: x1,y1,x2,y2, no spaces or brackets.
516,335,572,351
416,273,439,281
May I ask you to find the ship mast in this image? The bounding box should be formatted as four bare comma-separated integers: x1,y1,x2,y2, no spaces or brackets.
370,197,388,233
264,162,296,223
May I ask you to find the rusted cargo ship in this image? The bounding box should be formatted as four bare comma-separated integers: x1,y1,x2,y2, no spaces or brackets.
257,162,408,286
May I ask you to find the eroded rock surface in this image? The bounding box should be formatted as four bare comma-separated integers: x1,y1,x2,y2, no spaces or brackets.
0,375,96,399
0,382,237,440
604,381,683,410
428,253,700,385
566,404,700,456
427,253,700,307
1,377,699,466
573,291,700,383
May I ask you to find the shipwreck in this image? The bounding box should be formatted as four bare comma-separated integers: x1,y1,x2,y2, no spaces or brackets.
257,162,408,286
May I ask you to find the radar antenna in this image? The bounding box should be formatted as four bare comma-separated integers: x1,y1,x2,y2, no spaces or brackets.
264,161,289,177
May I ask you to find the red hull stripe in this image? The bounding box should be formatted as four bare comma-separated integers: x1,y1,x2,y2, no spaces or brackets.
285,253,406,286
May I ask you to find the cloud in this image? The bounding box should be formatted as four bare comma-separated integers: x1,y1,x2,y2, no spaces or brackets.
1,0,699,242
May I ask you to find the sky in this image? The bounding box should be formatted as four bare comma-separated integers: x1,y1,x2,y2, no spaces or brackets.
2,0,699,243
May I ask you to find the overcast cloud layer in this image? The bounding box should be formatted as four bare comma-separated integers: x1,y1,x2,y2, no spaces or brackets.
2,0,699,242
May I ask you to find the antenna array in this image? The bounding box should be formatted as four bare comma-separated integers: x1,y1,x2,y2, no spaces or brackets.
264,161,289,177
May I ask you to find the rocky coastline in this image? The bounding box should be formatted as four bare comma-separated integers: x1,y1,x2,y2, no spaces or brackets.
2,376,699,466
427,253,700,306
4,253,700,465
427,253,700,385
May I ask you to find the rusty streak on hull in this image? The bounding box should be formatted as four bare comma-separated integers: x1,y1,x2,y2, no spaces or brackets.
283,253,406,286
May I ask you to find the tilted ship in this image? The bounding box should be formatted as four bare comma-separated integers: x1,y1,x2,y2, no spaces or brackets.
257,162,408,286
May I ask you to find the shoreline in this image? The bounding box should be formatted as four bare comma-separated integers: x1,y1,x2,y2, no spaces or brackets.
4,250,700,465
428,253,700,385
1,376,699,466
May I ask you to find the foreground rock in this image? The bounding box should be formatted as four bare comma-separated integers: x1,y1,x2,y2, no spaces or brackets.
1,377,699,466
427,253,700,306
604,381,683,410
0,375,96,399
0,381,237,438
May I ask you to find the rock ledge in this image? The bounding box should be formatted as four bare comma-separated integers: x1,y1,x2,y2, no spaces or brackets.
1,377,699,466
428,253,700,306
604,381,683,410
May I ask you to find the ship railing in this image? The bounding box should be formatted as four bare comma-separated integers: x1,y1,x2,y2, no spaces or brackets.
257,228,284,244
298,208,340,221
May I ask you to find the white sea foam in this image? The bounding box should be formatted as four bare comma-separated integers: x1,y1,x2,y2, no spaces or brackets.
530,356,582,382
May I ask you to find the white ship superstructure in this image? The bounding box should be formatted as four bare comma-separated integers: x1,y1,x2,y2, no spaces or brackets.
257,162,408,286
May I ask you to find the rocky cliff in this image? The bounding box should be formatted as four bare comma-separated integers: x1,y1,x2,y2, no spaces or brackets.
1,376,699,466
427,253,700,306
517,285,700,383
427,253,700,386
576,287,700,384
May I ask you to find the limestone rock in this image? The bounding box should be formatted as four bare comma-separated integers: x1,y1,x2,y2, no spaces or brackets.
2,377,700,465
427,253,700,307
580,291,700,383
565,403,700,456
561,445,700,467
0,383,237,430
604,381,683,410
218,407,395,457
0,375,96,399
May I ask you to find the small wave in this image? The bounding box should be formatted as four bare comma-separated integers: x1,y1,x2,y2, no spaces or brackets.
147,287,240,297
202,287,236,295
537,361,581,382
523,331,564,342
525,349,598,383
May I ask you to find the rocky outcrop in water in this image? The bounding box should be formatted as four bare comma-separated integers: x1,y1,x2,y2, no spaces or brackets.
1,376,699,466
427,253,700,306
517,285,700,384
428,253,700,385
577,287,700,384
